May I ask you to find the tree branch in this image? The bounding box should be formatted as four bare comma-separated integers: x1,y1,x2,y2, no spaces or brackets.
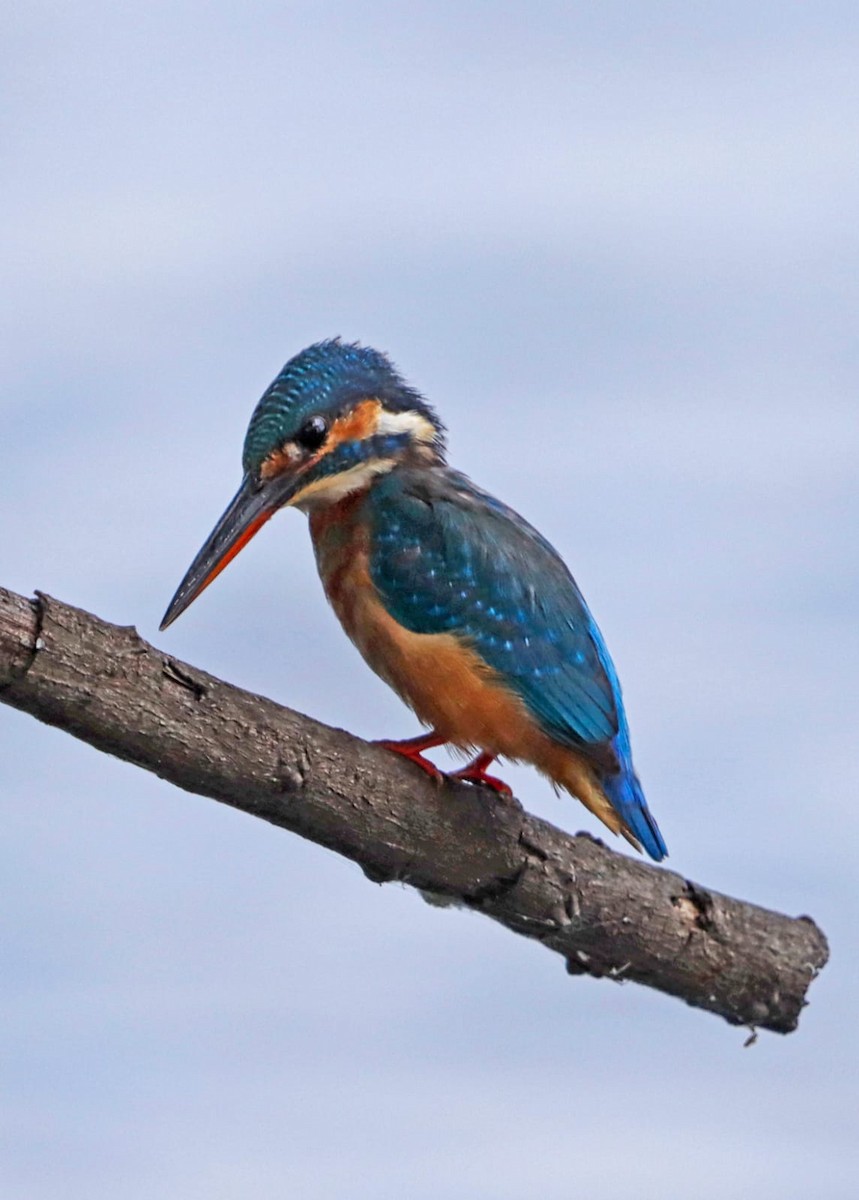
0,585,828,1034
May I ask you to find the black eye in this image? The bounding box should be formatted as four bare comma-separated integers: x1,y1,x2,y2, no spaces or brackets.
295,415,328,451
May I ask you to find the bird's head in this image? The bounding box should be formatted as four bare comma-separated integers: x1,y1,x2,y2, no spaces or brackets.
160,339,445,630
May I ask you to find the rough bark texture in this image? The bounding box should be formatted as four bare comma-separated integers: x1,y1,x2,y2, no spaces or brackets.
0,585,828,1034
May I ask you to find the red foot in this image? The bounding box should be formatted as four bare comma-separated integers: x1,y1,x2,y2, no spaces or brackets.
374,731,446,783
449,752,512,797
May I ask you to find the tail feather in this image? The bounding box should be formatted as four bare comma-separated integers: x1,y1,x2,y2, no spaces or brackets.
601,766,667,862
529,724,668,862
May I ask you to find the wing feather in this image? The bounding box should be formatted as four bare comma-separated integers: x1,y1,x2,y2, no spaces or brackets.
368,468,620,756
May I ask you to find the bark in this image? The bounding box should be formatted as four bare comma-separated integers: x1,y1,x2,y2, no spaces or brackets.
0,585,828,1034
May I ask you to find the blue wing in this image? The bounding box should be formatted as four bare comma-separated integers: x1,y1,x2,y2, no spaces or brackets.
367,467,622,762
367,467,667,861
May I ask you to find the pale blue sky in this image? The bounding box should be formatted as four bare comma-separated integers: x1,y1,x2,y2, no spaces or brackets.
2,4,858,1197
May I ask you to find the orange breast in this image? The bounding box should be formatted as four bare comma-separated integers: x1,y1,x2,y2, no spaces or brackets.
310,496,551,752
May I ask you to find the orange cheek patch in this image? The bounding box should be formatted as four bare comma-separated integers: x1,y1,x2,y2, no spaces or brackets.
260,442,301,481
325,398,382,450
259,398,382,482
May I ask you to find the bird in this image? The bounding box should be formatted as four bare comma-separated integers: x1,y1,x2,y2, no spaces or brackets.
160,339,667,861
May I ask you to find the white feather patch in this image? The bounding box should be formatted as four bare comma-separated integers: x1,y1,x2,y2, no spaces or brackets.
290,458,396,510
374,408,437,443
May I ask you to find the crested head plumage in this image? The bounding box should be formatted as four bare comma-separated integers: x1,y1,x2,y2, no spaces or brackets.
242,338,445,476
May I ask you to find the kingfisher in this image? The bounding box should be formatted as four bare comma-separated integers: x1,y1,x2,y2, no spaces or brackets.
160,339,667,861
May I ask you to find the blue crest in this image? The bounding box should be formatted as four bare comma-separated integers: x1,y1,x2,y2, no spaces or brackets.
242,339,445,474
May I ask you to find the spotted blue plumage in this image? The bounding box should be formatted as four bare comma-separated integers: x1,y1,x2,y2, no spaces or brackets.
367,467,667,861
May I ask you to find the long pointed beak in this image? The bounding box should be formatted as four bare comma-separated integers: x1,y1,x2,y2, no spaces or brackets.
160,474,288,631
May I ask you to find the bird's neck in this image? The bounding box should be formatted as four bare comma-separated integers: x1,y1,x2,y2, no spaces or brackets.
307,487,368,549
295,444,442,517
306,486,374,636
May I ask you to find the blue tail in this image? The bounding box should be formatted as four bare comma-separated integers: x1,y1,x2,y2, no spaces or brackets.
601,727,667,862
602,763,667,862
586,623,667,862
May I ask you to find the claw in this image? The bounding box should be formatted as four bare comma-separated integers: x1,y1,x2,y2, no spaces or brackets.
449,752,512,796
374,731,446,782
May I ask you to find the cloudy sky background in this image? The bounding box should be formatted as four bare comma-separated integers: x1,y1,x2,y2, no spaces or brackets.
2,4,858,1197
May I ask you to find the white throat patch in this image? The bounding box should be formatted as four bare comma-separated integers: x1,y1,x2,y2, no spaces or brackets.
290,458,396,511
